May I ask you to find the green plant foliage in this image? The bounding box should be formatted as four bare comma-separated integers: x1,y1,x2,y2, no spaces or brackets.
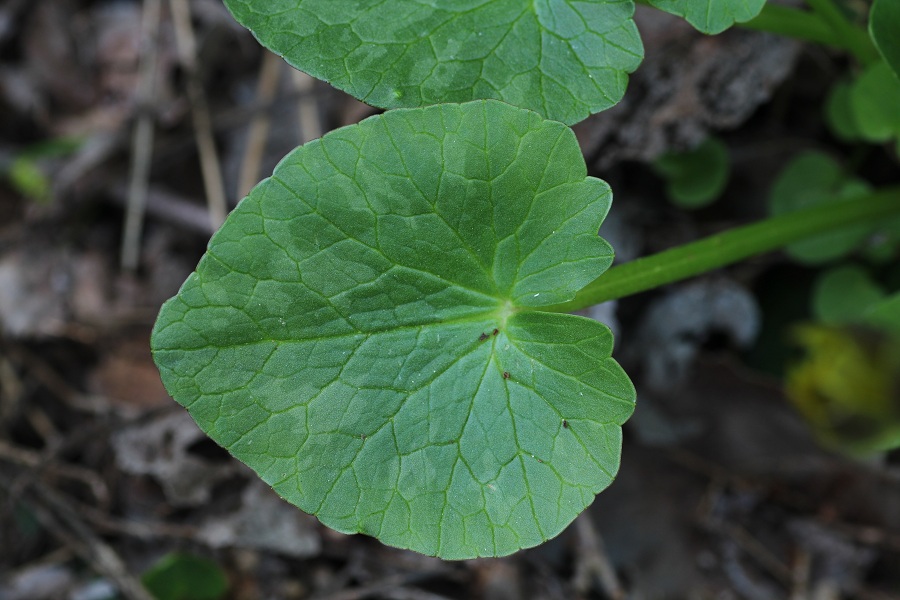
862,294,900,335
865,292,900,334
645,0,767,34
2,136,81,203
849,61,900,142
141,553,228,600
151,100,636,559
825,80,862,141
870,0,900,80
7,158,51,202
812,265,886,324
826,61,900,145
222,0,643,125
652,137,730,209
769,152,873,264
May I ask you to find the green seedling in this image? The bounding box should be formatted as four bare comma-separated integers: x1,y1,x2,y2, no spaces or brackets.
141,553,228,600
152,0,900,559
768,151,875,265
653,137,730,209
812,264,887,324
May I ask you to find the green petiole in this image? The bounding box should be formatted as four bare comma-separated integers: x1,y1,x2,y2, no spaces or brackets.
803,0,880,65
548,188,900,312
740,0,879,65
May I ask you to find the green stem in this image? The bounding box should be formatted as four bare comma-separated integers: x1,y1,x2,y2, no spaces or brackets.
741,3,843,47
803,0,880,65
639,0,879,64
547,188,900,313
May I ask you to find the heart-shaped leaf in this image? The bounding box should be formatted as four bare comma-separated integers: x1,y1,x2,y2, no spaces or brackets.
849,61,900,143
222,0,643,125
812,265,886,325
645,0,766,34
653,137,730,209
768,151,874,265
152,100,635,559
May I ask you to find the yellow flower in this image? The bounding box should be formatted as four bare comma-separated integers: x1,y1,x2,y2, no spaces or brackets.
787,324,900,456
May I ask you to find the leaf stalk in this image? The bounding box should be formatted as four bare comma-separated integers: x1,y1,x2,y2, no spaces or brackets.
547,188,900,312
740,1,878,65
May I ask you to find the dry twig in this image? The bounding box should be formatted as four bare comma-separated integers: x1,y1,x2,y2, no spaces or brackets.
0,475,155,600
292,69,323,143
111,183,216,235
237,50,283,199
790,547,811,600
121,0,162,271
572,511,625,599
311,568,455,600
0,440,109,507
169,0,229,230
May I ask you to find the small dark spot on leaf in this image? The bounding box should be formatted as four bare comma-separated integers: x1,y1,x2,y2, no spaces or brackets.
562,419,569,429
479,332,489,342
502,371,510,379
492,328,499,336
360,434,367,440
537,458,543,463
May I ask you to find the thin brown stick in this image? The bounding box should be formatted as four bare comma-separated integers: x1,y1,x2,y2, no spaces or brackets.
292,69,323,143
74,500,200,541
7,344,105,414
169,0,229,229
0,355,23,424
121,0,162,271
237,51,283,199
790,548,811,600
310,568,454,600
5,547,75,579
0,440,110,507
25,406,60,446
110,184,217,235
0,476,155,600
572,512,625,599
716,521,793,586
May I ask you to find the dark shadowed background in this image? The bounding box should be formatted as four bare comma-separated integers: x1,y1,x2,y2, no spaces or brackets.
1,1,899,598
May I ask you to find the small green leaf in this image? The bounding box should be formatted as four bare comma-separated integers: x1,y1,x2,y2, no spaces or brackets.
653,137,730,209
870,0,900,80
142,553,228,600
769,152,874,264
825,80,863,141
7,158,51,203
849,61,900,142
812,265,886,324
152,100,635,559
645,0,766,34
865,292,900,335
222,0,644,125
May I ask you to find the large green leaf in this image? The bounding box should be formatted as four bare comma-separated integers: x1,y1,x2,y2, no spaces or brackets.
645,0,767,34
151,100,635,559
222,0,643,125
870,0,900,80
